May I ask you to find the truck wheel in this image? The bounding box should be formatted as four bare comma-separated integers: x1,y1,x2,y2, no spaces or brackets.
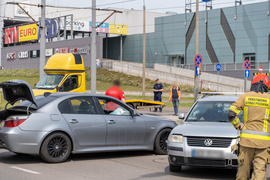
154,128,171,155
40,132,71,163
169,164,182,172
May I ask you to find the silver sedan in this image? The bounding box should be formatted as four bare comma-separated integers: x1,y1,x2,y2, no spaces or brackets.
0,80,176,163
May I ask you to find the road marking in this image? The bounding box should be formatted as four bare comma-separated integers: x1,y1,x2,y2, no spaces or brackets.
11,166,40,175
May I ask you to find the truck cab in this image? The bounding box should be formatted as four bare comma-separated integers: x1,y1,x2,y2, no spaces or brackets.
33,53,85,96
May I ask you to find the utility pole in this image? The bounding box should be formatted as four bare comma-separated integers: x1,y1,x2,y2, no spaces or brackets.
0,2,4,67
194,0,199,102
142,0,146,96
39,0,46,80
91,0,97,93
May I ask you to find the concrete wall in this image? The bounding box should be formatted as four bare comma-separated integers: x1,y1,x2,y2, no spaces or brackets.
103,59,251,92
1,37,103,69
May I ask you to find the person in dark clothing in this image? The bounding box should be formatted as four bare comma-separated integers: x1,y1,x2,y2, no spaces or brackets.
153,79,164,112
169,82,181,115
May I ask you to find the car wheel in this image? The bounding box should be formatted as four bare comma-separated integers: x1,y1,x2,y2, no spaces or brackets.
154,128,171,155
40,132,72,163
169,164,182,172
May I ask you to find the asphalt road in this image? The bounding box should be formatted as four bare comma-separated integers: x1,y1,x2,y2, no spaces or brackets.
0,107,269,180
0,150,269,180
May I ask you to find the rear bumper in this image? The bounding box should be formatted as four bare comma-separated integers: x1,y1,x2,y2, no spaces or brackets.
0,127,48,155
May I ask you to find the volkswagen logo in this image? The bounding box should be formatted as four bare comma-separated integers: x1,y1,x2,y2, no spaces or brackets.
204,138,213,146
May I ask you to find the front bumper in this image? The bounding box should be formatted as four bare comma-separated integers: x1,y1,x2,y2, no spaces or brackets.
0,126,48,155
167,137,238,168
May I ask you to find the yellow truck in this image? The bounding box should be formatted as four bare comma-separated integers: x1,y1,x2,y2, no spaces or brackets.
33,53,85,96
33,53,164,110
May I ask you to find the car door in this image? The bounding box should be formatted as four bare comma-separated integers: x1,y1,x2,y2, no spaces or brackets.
95,97,145,147
59,96,107,147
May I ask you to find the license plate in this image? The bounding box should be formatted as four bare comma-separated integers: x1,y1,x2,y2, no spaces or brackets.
191,149,224,159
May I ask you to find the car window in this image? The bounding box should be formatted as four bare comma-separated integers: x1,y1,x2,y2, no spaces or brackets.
60,75,79,92
58,96,97,114
97,97,130,116
186,101,243,122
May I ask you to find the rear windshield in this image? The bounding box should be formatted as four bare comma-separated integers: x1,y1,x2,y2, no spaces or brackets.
186,101,243,122
10,96,58,110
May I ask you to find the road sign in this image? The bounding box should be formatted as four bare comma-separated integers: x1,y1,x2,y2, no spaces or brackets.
195,66,201,75
202,0,210,2
216,63,221,71
243,60,251,70
245,70,250,78
194,54,203,66
259,67,263,72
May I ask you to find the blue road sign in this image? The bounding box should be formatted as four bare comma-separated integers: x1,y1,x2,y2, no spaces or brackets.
195,66,201,75
194,54,203,66
245,70,250,78
202,0,210,2
216,63,221,71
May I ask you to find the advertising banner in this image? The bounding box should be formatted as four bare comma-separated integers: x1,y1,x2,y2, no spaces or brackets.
18,23,39,42
18,51,29,59
6,52,16,60
46,48,53,57
55,47,69,54
89,22,110,33
109,24,128,35
30,50,40,58
14,1,30,17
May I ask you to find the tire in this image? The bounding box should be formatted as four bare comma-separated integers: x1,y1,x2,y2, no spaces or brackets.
154,128,171,155
40,132,72,163
169,164,182,172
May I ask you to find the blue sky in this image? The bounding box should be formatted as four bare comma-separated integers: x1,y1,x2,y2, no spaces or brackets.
45,0,266,13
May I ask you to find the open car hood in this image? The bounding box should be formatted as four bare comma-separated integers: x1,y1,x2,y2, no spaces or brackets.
0,80,37,107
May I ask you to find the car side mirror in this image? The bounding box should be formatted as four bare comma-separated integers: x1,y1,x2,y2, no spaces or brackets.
56,86,59,92
178,113,185,119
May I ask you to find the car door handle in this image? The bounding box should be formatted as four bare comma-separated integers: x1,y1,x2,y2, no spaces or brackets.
107,120,116,124
69,119,79,124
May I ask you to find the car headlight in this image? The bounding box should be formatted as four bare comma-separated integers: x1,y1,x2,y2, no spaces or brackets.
168,134,183,143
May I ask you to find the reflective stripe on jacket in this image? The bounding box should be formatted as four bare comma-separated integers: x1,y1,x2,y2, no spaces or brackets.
229,91,270,148
169,87,180,102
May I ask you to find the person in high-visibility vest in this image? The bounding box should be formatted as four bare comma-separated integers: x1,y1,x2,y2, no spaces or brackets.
228,73,270,180
169,82,181,116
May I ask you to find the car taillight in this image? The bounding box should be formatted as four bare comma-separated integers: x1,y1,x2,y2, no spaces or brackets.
4,116,28,127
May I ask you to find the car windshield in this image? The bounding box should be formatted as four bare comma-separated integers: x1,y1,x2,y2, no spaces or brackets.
34,74,64,90
186,101,243,122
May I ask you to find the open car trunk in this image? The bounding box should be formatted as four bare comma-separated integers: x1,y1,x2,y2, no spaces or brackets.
0,80,37,128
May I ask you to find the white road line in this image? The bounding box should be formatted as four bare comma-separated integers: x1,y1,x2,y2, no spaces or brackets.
11,166,40,175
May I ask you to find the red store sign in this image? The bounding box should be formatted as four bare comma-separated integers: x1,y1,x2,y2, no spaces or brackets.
6,52,16,60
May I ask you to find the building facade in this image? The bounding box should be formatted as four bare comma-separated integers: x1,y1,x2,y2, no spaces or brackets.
105,1,270,70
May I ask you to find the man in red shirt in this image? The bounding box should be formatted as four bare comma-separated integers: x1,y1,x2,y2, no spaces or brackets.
105,80,126,103
105,80,126,111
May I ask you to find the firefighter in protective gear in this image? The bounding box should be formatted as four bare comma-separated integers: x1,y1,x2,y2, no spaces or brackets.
228,73,270,180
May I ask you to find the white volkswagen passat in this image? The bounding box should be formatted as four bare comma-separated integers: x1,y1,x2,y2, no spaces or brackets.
167,95,242,172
